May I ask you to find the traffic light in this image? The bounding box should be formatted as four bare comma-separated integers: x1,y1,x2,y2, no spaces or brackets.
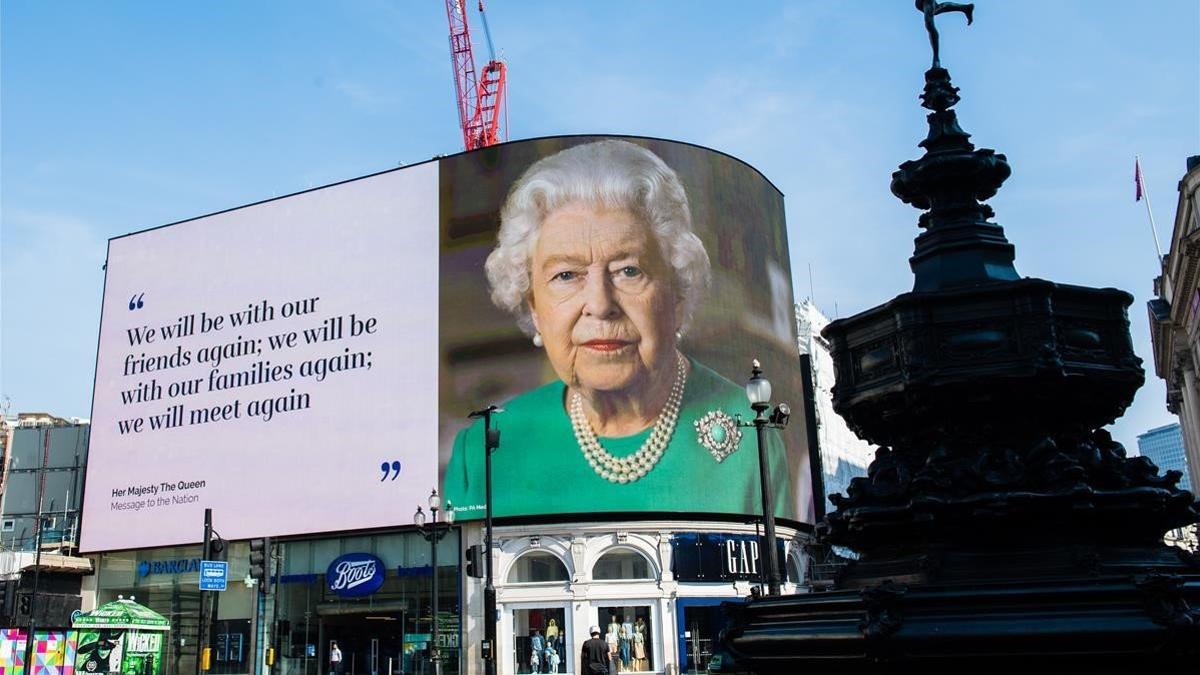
210,536,227,561
0,580,14,623
249,538,270,587
465,544,484,578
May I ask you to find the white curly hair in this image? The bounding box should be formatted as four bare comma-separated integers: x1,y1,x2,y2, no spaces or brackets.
484,139,712,336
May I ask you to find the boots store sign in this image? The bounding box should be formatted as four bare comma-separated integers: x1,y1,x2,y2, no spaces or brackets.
326,553,385,597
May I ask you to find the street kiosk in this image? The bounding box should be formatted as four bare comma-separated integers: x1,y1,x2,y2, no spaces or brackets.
72,597,169,674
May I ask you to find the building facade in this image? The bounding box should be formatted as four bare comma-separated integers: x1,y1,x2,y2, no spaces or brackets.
1136,423,1193,493
1147,154,1200,495
796,300,875,512
84,516,807,675
459,519,806,675
77,136,818,675
0,422,92,631
1,422,89,552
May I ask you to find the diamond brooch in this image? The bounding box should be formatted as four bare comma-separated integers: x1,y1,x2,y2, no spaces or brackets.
694,410,742,463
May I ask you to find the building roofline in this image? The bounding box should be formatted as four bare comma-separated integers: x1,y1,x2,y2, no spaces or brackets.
1137,422,1182,439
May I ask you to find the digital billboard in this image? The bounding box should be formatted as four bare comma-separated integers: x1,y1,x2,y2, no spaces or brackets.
83,136,812,552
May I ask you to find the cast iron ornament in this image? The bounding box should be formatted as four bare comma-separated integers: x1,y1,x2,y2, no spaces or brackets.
715,4,1200,672
916,0,974,69
818,5,1192,552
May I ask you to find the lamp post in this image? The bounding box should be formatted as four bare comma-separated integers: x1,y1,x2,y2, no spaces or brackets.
23,428,49,672
195,508,212,675
468,405,502,675
414,489,455,675
743,359,790,597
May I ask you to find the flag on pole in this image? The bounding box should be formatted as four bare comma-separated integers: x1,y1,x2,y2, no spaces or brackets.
1135,155,1163,262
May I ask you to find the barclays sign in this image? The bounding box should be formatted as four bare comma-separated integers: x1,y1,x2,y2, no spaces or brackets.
138,558,201,577
326,553,385,597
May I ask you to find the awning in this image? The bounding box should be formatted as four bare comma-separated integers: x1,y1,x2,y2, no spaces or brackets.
73,597,171,631
22,553,93,574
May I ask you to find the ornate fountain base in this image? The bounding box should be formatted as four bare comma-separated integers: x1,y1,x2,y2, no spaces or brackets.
718,541,1200,674
716,275,1200,673
715,58,1200,673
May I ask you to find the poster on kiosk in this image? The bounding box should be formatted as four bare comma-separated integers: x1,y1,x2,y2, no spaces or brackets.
73,597,170,675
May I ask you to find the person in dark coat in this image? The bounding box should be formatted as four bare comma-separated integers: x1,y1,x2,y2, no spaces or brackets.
580,626,610,675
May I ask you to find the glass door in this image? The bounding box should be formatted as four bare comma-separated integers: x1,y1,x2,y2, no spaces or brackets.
675,600,727,675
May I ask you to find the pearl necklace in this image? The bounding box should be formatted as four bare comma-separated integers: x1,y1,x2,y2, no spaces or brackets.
570,353,688,484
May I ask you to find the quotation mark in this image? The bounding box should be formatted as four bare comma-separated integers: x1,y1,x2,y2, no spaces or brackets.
380,460,402,481
128,293,145,311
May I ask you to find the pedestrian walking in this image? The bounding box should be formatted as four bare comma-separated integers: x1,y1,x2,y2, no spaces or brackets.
329,641,343,675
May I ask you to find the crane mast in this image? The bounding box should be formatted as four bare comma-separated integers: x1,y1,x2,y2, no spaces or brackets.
444,0,507,151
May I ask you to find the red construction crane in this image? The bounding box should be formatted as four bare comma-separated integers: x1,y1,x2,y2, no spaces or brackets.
444,0,508,151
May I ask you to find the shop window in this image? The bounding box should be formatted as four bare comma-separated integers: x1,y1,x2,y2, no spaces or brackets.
513,607,567,673
592,549,652,580
507,551,569,584
596,605,653,673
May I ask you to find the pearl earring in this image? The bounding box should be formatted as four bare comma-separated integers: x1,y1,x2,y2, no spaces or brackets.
532,333,544,348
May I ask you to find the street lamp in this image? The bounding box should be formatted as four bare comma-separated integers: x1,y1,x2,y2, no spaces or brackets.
414,489,455,675
742,359,790,596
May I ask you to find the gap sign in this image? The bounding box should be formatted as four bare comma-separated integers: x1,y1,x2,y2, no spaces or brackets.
200,560,229,591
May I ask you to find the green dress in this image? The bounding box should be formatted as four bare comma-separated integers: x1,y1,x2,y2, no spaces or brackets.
443,358,796,520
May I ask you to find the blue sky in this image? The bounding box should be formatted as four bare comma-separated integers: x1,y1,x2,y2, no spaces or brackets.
2,1,1197,455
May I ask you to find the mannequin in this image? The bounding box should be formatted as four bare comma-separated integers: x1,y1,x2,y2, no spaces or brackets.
632,629,646,670
546,618,560,652
605,621,619,675
619,615,633,669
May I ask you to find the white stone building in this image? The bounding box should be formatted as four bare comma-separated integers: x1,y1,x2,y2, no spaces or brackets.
795,300,876,512
1148,155,1200,495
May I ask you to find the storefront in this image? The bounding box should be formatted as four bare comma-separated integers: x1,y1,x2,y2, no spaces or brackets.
460,520,807,675
94,528,463,675
273,529,461,675
94,541,254,675
668,532,805,674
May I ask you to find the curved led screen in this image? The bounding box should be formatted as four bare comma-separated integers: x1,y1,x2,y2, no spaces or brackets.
439,137,811,524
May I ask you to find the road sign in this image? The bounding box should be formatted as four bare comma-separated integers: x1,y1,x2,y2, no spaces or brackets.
199,560,228,591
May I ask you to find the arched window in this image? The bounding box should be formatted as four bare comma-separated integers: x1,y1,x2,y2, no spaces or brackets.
507,551,569,584
592,549,653,580
787,553,804,584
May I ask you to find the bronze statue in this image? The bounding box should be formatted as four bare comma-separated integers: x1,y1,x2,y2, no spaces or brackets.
916,0,974,69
